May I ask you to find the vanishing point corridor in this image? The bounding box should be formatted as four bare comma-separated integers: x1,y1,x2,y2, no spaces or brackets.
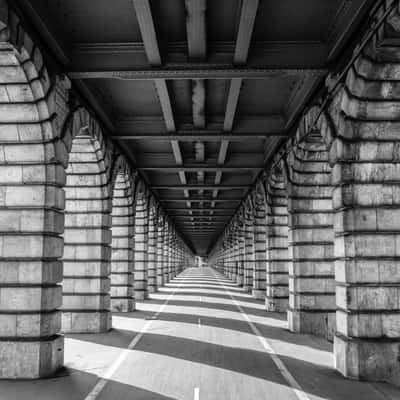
3,1,400,398
0,267,399,400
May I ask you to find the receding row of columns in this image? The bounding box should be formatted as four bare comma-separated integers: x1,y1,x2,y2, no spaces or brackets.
210,5,400,385
0,3,194,378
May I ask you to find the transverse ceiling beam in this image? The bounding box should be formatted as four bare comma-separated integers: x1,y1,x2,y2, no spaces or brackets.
68,68,324,80
165,208,235,211
70,41,328,69
138,166,262,171
160,198,241,202
152,185,247,190
115,114,286,137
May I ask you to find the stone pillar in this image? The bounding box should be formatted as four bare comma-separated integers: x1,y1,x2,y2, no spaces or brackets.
163,223,170,283
237,226,245,286
156,216,165,287
63,135,111,333
133,187,149,300
0,46,64,377
266,167,289,312
244,210,255,292
331,46,400,384
147,204,157,293
110,173,135,312
171,233,177,278
286,133,335,340
232,226,239,282
167,228,174,280
253,188,267,299
221,242,228,276
227,235,234,279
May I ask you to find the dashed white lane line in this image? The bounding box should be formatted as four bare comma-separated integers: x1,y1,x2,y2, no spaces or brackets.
194,387,200,400
211,269,311,400
84,274,189,400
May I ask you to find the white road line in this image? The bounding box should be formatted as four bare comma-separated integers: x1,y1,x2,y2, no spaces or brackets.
84,274,187,400
194,387,200,400
211,269,311,400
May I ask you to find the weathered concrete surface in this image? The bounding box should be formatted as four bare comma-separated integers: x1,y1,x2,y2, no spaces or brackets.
266,167,289,312
133,187,149,300
62,135,112,334
286,135,336,341
147,202,158,293
0,46,64,378
110,173,135,312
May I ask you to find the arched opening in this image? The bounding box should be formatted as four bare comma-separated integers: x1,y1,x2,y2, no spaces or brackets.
265,161,289,312
133,180,149,300
252,184,268,300
163,220,171,283
0,19,65,377
285,111,335,341
62,133,111,333
110,171,135,312
156,213,165,287
147,199,158,293
243,200,255,292
236,215,245,286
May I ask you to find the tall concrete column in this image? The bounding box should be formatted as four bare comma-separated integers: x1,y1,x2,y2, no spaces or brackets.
167,228,174,280
228,235,234,279
0,45,64,377
147,202,157,293
286,132,335,340
163,223,170,283
221,241,228,276
253,187,267,299
331,46,400,384
265,166,289,312
63,135,111,333
244,210,255,292
110,172,135,312
232,225,239,282
173,234,178,277
156,216,165,287
237,226,245,286
133,185,149,300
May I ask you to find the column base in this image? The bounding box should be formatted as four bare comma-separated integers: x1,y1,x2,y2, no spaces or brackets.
157,277,164,287
265,297,288,312
335,335,400,386
62,311,111,333
148,286,157,293
236,275,243,285
0,335,64,379
111,298,135,313
135,291,148,300
288,309,336,341
252,289,266,300
231,273,237,282
243,284,252,292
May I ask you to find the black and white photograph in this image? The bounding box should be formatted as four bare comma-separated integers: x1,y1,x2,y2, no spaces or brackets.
0,1,400,399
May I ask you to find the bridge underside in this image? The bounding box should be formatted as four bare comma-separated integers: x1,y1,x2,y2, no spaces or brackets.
1,0,400,396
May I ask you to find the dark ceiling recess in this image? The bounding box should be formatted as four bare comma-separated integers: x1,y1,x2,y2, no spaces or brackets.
16,0,375,255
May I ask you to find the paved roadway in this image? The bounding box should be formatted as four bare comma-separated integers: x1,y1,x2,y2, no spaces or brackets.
1,267,400,400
